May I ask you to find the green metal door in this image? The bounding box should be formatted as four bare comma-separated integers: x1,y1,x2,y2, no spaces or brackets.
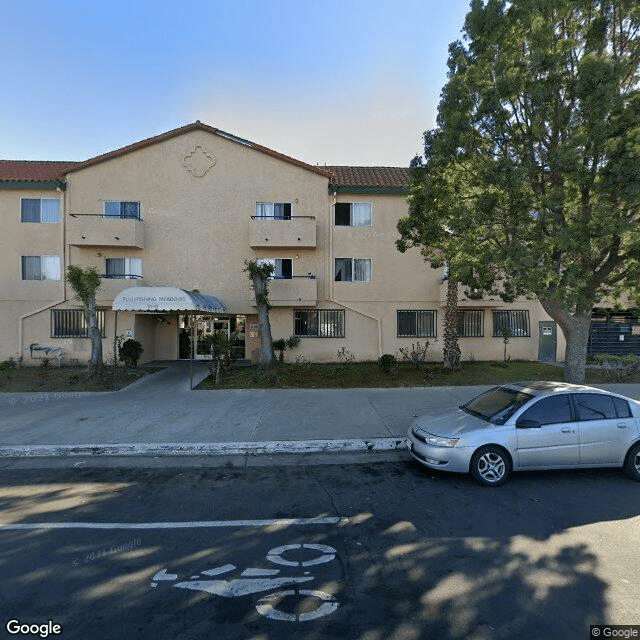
538,321,557,362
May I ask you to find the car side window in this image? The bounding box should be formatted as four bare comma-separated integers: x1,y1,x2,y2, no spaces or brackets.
612,396,632,418
518,395,572,426
574,393,617,421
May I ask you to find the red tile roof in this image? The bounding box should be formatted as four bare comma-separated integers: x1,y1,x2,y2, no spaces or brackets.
0,160,78,183
0,125,412,193
327,166,411,192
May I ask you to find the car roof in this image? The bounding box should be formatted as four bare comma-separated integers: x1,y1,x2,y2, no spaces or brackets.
501,381,604,396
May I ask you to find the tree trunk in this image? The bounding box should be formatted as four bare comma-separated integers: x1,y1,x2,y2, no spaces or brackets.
540,298,591,384
443,278,461,371
252,275,275,368
87,294,103,374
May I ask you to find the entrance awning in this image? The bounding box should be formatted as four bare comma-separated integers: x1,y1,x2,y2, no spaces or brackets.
112,286,226,313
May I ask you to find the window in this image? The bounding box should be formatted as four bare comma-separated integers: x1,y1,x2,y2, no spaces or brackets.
294,309,345,338
335,258,371,282
397,310,437,338
21,256,61,281
518,395,573,426
335,202,371,226
574,393,618,421
51,309,106,338
256,202,292,220
257,258,292,279
493,310,531,337
104,258,143,279
21,198,60,223
104,201,141,219
457,310,484,337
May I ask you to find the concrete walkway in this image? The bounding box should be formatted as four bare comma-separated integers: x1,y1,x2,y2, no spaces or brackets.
1,361,640,459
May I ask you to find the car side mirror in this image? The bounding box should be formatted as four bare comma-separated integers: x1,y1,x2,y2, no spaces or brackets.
516,419,541,429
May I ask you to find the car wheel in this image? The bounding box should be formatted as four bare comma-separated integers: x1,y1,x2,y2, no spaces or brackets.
624,442,640,482
470,446,511,487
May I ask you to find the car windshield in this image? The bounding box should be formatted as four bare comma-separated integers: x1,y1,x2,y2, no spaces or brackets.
462,387,533,425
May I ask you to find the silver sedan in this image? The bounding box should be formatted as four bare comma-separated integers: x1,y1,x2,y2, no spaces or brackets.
407,381,640,486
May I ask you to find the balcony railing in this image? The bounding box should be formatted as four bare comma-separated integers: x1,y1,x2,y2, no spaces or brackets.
67,213,144,248
249,216,316,249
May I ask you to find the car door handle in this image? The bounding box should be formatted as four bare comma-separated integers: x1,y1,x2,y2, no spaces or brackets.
617,423,627,429
561,427,574,433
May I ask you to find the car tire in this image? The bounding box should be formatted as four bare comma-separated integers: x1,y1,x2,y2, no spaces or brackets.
470,445,511,487
624,442,640,482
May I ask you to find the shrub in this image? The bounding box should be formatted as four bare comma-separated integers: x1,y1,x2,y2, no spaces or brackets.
378,354,397,377
273,335,301,363
397,341,430,369
0,359,17,372
119,339,144,368
66,372,80,384
336,347,355,368
591,353,640,381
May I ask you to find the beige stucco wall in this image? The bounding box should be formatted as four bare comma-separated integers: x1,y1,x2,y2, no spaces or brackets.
0,127,570,366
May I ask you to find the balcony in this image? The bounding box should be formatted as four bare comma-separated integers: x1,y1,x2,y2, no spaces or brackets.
67,214,144,248
249,216,316,249
250,276,317,307
94,276,143,304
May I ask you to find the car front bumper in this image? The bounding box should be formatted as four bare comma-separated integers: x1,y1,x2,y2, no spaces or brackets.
407,434,473,474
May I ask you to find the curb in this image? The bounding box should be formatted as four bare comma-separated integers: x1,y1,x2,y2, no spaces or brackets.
0,437,409,458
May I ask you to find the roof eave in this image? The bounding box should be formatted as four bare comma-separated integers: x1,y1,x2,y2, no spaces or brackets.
330,185,410,196
0,180,65,190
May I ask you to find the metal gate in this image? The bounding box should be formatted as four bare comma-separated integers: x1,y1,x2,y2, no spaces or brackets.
587,312,640,356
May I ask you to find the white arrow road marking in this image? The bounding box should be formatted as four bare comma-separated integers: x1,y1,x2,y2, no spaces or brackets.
174,576,314,597
201,564,236,576
241,568,281,577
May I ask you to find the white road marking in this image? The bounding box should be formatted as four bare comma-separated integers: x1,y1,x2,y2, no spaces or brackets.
241,568,281,577
175,576,314,597
202,564,236,576
267,543,337,567
256,589,339,622
0,516,347,531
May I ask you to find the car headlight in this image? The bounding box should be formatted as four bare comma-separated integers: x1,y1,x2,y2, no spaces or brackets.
425,434,459,448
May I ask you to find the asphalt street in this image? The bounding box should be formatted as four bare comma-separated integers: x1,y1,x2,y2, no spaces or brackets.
1,459,639,640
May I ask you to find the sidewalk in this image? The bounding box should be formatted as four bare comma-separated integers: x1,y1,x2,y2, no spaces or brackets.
1,361,640,460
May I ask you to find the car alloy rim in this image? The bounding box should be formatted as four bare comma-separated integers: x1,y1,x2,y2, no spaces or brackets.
477,452,506,482
634,450,640,473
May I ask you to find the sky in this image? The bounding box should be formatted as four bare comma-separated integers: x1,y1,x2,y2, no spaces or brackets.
0,0,472,167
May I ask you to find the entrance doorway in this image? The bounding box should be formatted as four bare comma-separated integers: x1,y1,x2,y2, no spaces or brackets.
179,315,246,360
538,321,557,362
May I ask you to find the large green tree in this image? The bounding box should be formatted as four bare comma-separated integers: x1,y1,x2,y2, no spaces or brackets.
67,265,103,373
397,0,640,383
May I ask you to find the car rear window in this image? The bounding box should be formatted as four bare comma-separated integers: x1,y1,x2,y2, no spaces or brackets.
612,396,632,418
574,393,617,421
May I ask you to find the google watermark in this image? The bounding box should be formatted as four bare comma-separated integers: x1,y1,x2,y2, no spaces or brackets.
6,619,62,638
591,626,640,638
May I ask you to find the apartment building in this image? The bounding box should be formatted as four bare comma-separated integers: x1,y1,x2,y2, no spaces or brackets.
0,121,568,366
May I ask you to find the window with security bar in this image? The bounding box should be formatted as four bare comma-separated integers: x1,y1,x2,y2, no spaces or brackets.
294,309,345,338
457,310,484,337
492,310,531,337
51,309,106,338
397,310,437,338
